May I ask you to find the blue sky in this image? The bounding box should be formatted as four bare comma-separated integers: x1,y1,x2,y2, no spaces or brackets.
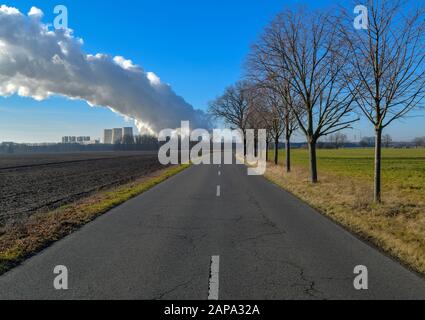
0,0,424,142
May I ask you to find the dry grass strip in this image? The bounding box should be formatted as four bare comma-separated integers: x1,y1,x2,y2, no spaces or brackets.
265,163,425,276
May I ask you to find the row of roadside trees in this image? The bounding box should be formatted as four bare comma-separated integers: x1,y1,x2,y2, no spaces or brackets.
209,0,425,202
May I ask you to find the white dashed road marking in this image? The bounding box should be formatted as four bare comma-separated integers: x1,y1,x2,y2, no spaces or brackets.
208,255,220,300
216,185,221,197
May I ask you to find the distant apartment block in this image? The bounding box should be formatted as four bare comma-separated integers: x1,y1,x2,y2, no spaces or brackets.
103,127,133,144
77,136,91,143
62,136,98,145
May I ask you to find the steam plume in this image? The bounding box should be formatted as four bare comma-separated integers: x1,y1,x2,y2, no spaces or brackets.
0,5,209,134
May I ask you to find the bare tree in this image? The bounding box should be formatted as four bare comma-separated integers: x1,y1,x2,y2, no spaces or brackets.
250,85,285,165
246,94,268,157
247,31,300,173
251,8,358,182
360,136,375,147
135,134,160,150
252,109,274,161
122,134,135,145
341,0,425,202
328,132,348,149
280,100,298,172
248,88,272,160
382,134,393,148
413,136,425,148
208,81,253,154
269,79,299,172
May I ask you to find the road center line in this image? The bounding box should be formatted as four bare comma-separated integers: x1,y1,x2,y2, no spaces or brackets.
216,185,220,197
208,255,220,300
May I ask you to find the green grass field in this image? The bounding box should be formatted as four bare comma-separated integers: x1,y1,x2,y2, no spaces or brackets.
276,148,425,193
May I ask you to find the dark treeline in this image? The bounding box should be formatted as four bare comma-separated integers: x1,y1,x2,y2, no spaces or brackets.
0,134,160,154
112,134,160,151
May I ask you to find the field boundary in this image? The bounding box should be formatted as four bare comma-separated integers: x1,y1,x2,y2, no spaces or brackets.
0,164,190,275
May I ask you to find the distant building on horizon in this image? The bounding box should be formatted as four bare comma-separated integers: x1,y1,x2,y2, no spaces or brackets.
103,129,113,144
103,127,133,144
112,128,123,144
62,136,97,144
123,127,133,138
77,136,90,143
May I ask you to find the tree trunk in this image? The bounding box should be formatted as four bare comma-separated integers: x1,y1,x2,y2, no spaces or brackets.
266,141,269,162
374,127,382,202
243,137,246,156
308,139,318,183
285,116,291,172
274,136,279,165
285,136,291,173
254,130,258,157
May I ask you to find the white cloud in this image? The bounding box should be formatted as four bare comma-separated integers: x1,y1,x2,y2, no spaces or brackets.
113,56,139,71
28,6,43,18
147,72,161,86
0,5,20,15
0,5,209,134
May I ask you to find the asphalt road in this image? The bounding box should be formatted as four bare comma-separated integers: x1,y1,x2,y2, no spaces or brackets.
1,161,425,299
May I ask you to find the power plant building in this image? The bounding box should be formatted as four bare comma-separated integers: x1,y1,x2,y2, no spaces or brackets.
103,127,134,144
112,128,123,144
103,129,113,144
123,127,133,138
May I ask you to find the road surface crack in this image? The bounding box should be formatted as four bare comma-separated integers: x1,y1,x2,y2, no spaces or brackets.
246,191,286,234
297,268,325,299
252,251,327,300
238,231,285,243
152,279,194,300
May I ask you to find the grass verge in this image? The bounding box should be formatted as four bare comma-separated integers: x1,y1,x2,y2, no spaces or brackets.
264,152,425,276
0,164,190,275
